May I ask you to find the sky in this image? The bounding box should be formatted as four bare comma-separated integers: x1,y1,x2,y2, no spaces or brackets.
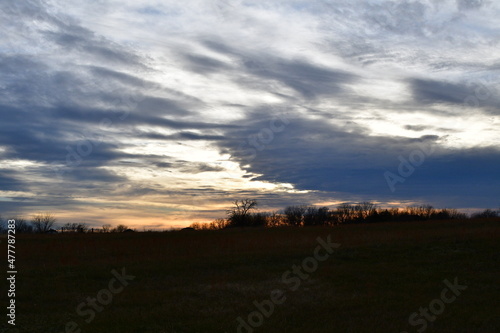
0,0,499,229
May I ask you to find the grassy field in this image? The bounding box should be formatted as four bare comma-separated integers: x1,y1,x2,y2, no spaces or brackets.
1,218,499,333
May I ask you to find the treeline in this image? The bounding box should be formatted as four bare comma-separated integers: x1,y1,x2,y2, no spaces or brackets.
189,200,500,230
2,202,498,233
0,213,133,234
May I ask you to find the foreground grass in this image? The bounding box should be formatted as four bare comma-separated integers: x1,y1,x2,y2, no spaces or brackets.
0,218,499,333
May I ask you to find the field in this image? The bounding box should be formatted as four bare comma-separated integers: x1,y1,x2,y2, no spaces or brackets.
1,218,499,333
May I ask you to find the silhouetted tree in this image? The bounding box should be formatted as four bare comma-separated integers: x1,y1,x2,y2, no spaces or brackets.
417,205,435,219
112,224,129,232
189,222,202,230
249,212,268,227
448,209,467,219
335,203,355,224
353,202,377,221
101,224,112,233
368,209,393,223
284,205,307,226
0,216,30,233
227,199,258,227
193,200,494,230
211,218,229,229
303,206,329,226
266,212,285,227
190,218,231,230
31,213,56,233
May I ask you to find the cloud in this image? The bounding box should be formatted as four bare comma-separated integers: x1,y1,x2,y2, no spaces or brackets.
405,125,429,132
1,0,499,226
457,0,488,11
88,66,154,88
42,27,145,68
0,169,27,192
365,0,428,36
198,39,358,100
410,78,470,105
409,77,500,114
179,162,226,174
181,53,232,74
242,57,357,99
217,111,499,207
138,131,226,141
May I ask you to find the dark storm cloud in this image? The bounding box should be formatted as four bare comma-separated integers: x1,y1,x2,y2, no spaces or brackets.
404,125,460,133
128,115,239,130
0,55,46,76
410,78,469,105
138,131,226,141
0,169,27,192
0,197,65,215
0,103,131,165
88,66,155,88
155,162,173,169
389,147,500,207
0,55,142,110
42,29,144,68
136,97,191,117
201,38,358,99
0,161,130,215
243,58,357,99
1,0,144,69
405,125,429,132
48,103,237,131
0,48,233,203
202,39,237,55
409,77,500,113
179,162,225,174
218,112,499,208
58,166,127,183
182,54,231,74
0,107,161,171
0,48,229,188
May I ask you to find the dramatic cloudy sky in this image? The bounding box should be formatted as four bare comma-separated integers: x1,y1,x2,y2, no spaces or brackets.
1,0,499,228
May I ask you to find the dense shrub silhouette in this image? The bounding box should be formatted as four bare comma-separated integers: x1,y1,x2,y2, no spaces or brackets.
302,206,330,226
112,224,129,232
61,222,88,233
471,209,498,218
284,205,307,226
195,201,484,230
